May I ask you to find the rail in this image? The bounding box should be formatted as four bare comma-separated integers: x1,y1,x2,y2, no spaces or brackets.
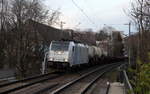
50,63,121,94
0,71,61,94
0,71,60,87
80,64,118,94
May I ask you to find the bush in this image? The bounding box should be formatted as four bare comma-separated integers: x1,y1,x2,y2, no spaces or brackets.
128,54,150,94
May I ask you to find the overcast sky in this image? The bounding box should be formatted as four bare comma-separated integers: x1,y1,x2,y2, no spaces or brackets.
44,0,135,34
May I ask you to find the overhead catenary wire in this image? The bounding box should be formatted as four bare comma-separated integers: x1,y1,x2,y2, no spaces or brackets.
71,0,130,29
71,0,97,27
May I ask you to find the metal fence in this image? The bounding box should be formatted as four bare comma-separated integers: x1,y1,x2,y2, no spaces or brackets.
122,70,134,94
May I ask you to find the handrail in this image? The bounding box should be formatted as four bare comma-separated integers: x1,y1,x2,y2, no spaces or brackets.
42,52,48,74
123,70,134,94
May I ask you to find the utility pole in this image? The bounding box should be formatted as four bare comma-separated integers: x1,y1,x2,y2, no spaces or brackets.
60,21,65,40
0,0,4,48
60,21,65,30
124,22,131,66
128,22,131,66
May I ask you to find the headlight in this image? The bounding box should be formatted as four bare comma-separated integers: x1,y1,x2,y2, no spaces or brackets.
58,51,62,54
64,58,68,62
49,58,53,61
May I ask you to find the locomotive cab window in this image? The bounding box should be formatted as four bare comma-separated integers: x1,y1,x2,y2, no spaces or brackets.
51,41,69,51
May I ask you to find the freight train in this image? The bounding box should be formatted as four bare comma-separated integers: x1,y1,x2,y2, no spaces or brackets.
47,41,107,68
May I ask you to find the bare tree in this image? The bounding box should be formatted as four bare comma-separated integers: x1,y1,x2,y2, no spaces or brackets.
96,30,108,41
130,0,150,31
127,1,150,93
7,0,48,77
111,31,124,57
47,9,61,26
0,0,12,68
130,0,150,62
0,0,60,77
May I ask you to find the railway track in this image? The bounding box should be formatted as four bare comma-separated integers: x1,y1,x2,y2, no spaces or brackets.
0,63,123,94
0,65,101,94
50,63,121,94
0,71,63,94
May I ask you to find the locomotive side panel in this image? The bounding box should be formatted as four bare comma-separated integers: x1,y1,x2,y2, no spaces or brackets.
73,44,88,66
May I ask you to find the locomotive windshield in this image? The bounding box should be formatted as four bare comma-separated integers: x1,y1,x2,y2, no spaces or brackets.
51,41,69,51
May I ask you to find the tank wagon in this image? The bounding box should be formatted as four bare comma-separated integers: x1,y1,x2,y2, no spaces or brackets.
47,41,107,68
